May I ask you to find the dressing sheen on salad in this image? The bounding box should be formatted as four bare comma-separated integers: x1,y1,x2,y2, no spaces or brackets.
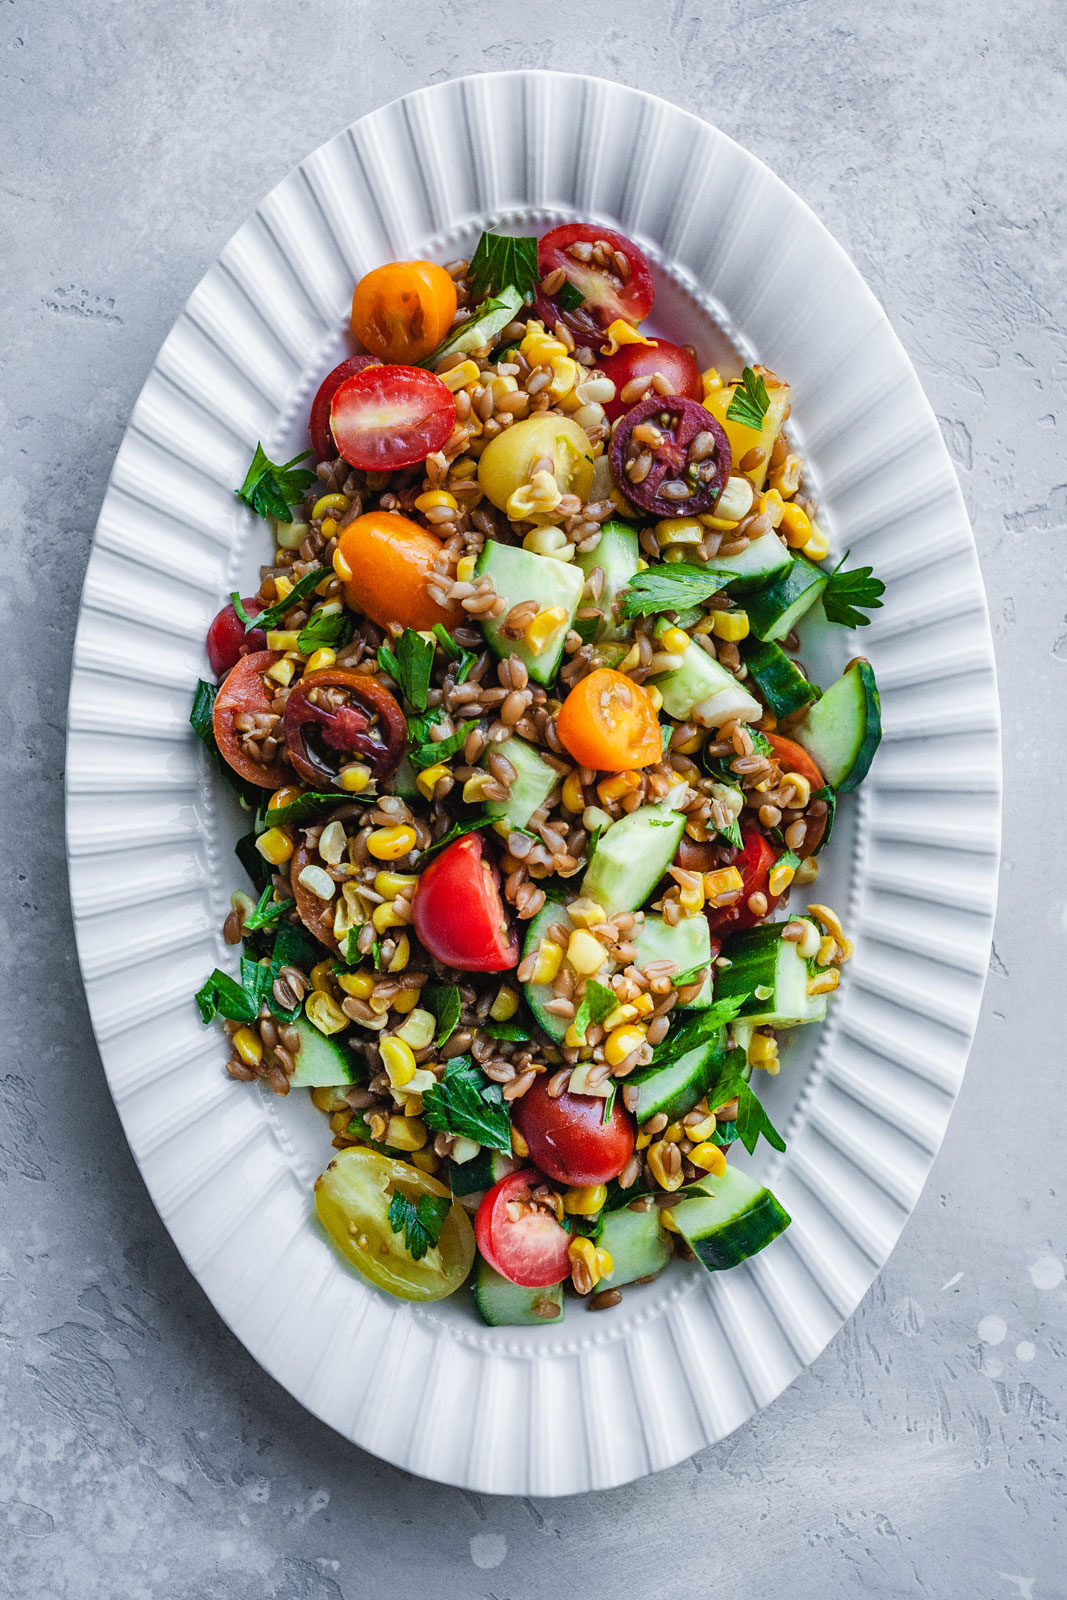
192,224,885,1323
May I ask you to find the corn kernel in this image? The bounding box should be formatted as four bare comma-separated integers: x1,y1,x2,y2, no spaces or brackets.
794,856,820,887
384,1115,427,1151
372,901,406,933
548,356,580,397
703,865,744,905
674,728,703,755
597,770,642,804
337,969,374,999
567,1234,604,1290
563,1020,588,1050
462,772,497,804
439,358,481,392
781,772,812,810
602,1003,638,1030
674,870,706,917
770,453,803,498
647,1140,685,1192
631,992,655,1017
759,488,785,529
659,626,691,656
304,647,337,674
272,574,293,602
595,1247,614,1279
266,656,296,686
305,991,347,1035
380,1035,417,1088
386,933,411,974
416,762,449,800
256,826,293,865
710,609,750,642
266,629,301,652
311,493,349,521
523,605,568,655
333,548,353,583
319,518,339,540
297,863,335,900
561,770,585,813
374,871,418,899
603,319,657,355
563,1184,608,1216
309,959,334,993
686,1111,717,1143
802,525,830,561
654,517,704,548
807,968,840,996
567,897,607,929
410,1149,440,1174
396,1007,435,1050
455,554,477,582
747,1030,778,1065
659,1207,682,1233
391,987,421,1014
268,785,302,811
636,1130,653,1150
338,763,372,793
808,903,845,942
524,525,575,560
768,859,796,898
366,824,417,860
530,940,563,985
489,986,519,1022
689,1141,727,1174
414,489,459,513
567,929,606,976
604,1023,646,1067
817,934,839,967
779,501,812,548
232,1026,262,1067
646,684,663,712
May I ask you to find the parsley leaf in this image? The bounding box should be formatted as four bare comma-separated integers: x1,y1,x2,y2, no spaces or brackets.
194,969,258,1025
485,1019,531,1042
190,679,217,748
555,280,585,313
619,563,733,620
387,1191,451,1261
422,1055,513,1154
342,928,363,966
255,790,355,829
424,983,462,1047
233,566,325,633
235,830,273,891
811,785,836,854
407,713,479,772
468,231,539,304
651,994,749,1069
235,444,317,524
378,629,434,712
428,624,479,686
707,1047,786,1154
725,367,770,432
298,609,354,655
571,979,617,1045
242,883,295,932
821,552,886,628
601,1082,617,1125
417,816,495,861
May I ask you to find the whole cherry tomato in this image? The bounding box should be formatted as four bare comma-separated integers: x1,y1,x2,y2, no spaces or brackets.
555,669,662,772
536,223,655,335
610,394,730,519
211,651,290,788
765,732,828,855
600,337,702,421
308,355,380,460
705,821,782,933
330,365,455,472
475,1171,572,1288
513,1077,635,1187
412,833,519,972
282,668,406,787
333,511,463,632
206,598,265,678
350,260,458,365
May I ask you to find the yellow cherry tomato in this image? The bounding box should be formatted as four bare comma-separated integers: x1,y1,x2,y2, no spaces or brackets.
351,260,458,364
477,414,595,513
556,668,662,771
334,511,463,632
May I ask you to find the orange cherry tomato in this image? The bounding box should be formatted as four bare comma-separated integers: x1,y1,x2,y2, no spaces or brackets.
350,260,458,365
333,511,463,632
555,668,662,772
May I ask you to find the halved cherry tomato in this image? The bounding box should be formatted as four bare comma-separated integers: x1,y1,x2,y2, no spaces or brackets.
350,260,458,365
555,668,662,772
600,338,702,422
333,511,463,632
610,394,731,519
211,651,290,788
705,821,782,933
282,668,406,787
475,1171,572,1288
765,733,828,855
330,365,455,472
291,837,342,950
536,223,654,335
513,1077,635,1187
206,598,265,678
412,833,519,972
308,354,380,460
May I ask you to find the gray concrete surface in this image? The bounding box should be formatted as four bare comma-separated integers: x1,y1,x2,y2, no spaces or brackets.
2,2,1065,1595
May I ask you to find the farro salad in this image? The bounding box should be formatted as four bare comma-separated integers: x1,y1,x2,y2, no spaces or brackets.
192,224,884,1322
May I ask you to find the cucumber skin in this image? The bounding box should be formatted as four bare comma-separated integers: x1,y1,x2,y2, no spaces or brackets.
742,639,820,718
794,659,881,793
484,735,558,829
711,530,795,595
288,1017,359,1089
627,1038,726,1123
714,920,826,1027
472,1259,565,1326
682,1187,790,1270
745,557,828,642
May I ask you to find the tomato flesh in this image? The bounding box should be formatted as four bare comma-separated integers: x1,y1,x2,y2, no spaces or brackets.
334,511,463,632
206,598,265,678
513,1078,635,1187
765,733,828,855
475,1171,572,1288
330,365,455,472
706,822,782,933
600,339,702,422
555,668,662,772
282,668,406,787
211,651,290,788
536,223,654,335
412,833,519,972
309,355,380,460
610,394,731,519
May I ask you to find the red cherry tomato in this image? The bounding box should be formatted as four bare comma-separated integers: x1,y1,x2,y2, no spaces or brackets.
308,355,380,460
535,223,655,335
329,364,455,472
475,1170,572,1288
211,651,290,788
600,338,702,422
411,833,518,972
206,598,265,678
282,668,407,787
610,394,731,519
513,1077,635,1187
290,838,342,951
705,822,782,933
765,733,828,855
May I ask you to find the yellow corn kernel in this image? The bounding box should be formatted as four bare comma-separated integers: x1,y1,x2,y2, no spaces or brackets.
391,987,421,1015
674,728,703,755
372,901,407,934
333,548,353,583
523,525,575,560
311,493,349,521
602,318,656,355
802,525,830,561
523,605,568,655
384,1115,427,1151
597,770,642,804
386,933,411,974
689,1141,727,1175
710,609,750,642
410,1148,440,1174
604,1024,646,1067
548,356,579,397
659,626,691,656
768,858,796,898
635,1130,653,1151
366,824,417,861
439,358,481,392
645,684,664,714
807,968,840,997
563,1184,608,1216
374,871,418,899
256,827,293,865
414,489,459,513
701,367,724,396
492,819,511,840
674,870,706,917
817,935,839,967
305,991,347,1035
232,1027,262,1067
781,772,811,810
567,1234,605,1290
268,785,302,811
654,517,704,549
396,1007,435,1050
646,1140,685,1192
602,1003,638,1031
455,554,477,582
529,940,563,985
520,324,567,366
663,1121,686,1144
561,770,585,813
337,969,374,999
266,629,301,652
837,937,854,965
266,656,296,687
794,856,820,887
770,452,803,498
703,865,744,905
759,488,785,529
807,903,845,942
747,1030,778,1067
595,1247,613,1278
416,762,449,800
319,518,339,540
631,992,655,1017
568,897,607,930
779,501,812,548
489,986,520,1022
686,1111,717,1143
462,772,497,805
567,929,606,976
380,1035,417,1088
311,1084,349,1114
659,1207,682,1233
337,763,372,793
304,647,337,674
309,959,335,994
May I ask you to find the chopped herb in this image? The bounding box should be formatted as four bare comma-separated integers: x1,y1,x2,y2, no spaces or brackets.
777,848,802,879
619,562,733,620
432,623,460,660
601,1082,617,1125
342,928,362,966
555,279,585,313
190,679,217,748
256,790,353,829
565,1211,604,1239
240,955,275,1013
267,922,321,1021
455,649,478,685
571,979,617,1046
235,444,317,525
242,883,295,932
297,608,354,655
377,628,435,712
370,938,384,972
422,1055,513,1154
387,1190,451,1261
671,961,711,989
712,1118,740,1148
233,566,325,634
586,824,604,863
416,815,495,861
406,711,480,771
424,983,462,1047
651,994,749,1070
468,231,540,304
707,1047,787,1154
821,553,886,628
725,366,770,432
235,830,272,891
661,724,672,756
811,785,836,854
484,1019,531,1042
194,968,258,1025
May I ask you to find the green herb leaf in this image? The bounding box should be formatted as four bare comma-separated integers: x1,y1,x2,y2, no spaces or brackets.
190,680,217,748
416,816,497,862
256,791,354,829
821,553,886,628
422,1055,513,1154
571,979,617,1046
671,960,711,989
235,830,272,891
468,232,540,304
235,444,317,524
725,367,770,432
387,1190,451,1261
370,938,384,971
194,968,258,1025
484,1019,531,1042
265,923,321,1022
555,279,585,313
432,623,460,660
242,884,295,932
342,928,363,966
707,1048,787,1155
298,608,354,655
378,629,434,712
406,711,480,771
651,994,750,1070
811,785,836,854
601,1082,617,1125
424,983,462,1047
619,563,733,620
776,848,802,879
234,566,326,634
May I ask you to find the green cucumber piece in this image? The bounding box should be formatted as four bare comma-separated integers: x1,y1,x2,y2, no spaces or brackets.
650,641,762,727
288,1016,359,1089
475,541,583,685
472,1257,565,1326
520,900,573,1042
745,556,828,642
669,1165,790,1270
448,1148,517,1198
596,1205,671,1290
582,805,685,914
576,519,640,642
742,638,820,718
712,530,795,595
483,735,559,828
627,1036,726,1124
426,286,524,364
714,919,826,1027
791,658,881,792
634,914,713,1008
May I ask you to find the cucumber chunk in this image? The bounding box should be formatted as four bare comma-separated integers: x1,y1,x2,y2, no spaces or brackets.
520,900,573,1042
596,1204,671,1290
576,519,640,642
288,1016,359,1089
627,1036,726,1124
650,642,762,728
475,541,583,685
634,914,713,1008
581,805,685,914
448,1148,517,1198
669,1165,790,1270
426,286,524,364
713,919,826,1027
742,638,820,718
791,658,881,792
482,735,559,829
745,556,829,642
712,530,795,595
473,1257,565,1326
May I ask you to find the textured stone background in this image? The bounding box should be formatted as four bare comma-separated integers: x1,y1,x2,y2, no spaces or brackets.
2,2,1065,1596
